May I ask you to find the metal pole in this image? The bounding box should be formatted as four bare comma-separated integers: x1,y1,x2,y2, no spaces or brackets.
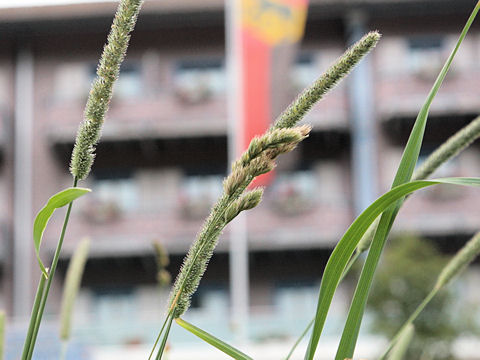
13,45,34,318
346,10,378,215
225,0,250,344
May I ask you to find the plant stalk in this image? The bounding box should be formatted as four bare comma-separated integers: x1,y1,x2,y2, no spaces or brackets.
23,177,78,360
20,274,46,359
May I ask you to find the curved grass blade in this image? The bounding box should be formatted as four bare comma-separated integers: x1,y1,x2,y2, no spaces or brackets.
175,318,253,360
334,5,480,360
285,252,360,360
304,177,480,360
33,188,90,278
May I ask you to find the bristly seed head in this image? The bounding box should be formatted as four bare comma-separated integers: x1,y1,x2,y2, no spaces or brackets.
224,188,264,223
272,31,381,130
435,231,480,289
69,0,143,180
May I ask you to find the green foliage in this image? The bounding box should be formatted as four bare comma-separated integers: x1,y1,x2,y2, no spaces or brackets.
59,238,90,341
368,235,474,360
176,318,254,360
334,5,480,359
33,188,91,278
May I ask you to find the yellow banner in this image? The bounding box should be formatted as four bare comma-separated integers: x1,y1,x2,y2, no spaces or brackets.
242,0,308,45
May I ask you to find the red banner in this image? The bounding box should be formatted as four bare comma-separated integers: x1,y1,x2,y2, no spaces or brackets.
238,0,309,186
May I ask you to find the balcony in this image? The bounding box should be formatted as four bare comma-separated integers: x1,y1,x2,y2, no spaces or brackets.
375,35,480,120
41,165,353,258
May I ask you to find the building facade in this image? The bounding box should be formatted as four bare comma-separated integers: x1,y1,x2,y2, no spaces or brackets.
0,0,480,358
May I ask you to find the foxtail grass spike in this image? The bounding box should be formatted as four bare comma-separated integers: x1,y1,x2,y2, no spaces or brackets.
169,123,310,318
59,238,90,341
236,125,311,168
153,241,171,287
70,0,143,180
153,241,170,268
225,188,264,223
272,31,380,130
435,231,480,289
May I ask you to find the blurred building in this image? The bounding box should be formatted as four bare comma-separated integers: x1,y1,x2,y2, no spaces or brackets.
1,0,480,358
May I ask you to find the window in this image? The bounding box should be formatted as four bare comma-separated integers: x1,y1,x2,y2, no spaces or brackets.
174,59,226,104
54,62,90,101
179,175,223,219
290,53,316,92
408,36,444,79
89,62,143,99
82,171,139,222
113,63,143,99
271,171,316,215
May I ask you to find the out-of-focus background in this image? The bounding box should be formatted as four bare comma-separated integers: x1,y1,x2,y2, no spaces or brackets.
0,0,480,359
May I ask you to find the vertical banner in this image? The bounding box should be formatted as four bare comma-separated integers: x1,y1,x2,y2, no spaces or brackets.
226,0,309,343
239,0,309,186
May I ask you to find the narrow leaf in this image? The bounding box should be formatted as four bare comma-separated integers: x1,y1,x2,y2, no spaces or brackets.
334,5,480,360
0,310,5,360
304,177,480,360
387,324,414,360
33,188,90,278
60,238,90,341
175,318,254,360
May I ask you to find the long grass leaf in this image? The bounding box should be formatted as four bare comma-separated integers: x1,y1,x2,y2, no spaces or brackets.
59,238,90,341
303,177,480,360
33,188,90,278
387,324,414,360
334,5,480,360
0,310,5,360
175,318,254,360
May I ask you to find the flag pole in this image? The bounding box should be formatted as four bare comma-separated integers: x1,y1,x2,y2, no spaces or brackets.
225,0,250,345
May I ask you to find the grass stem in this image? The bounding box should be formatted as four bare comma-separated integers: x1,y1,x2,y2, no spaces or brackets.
23,177,78,360
20,274,46,359
148,311,173,360
155,314,174,360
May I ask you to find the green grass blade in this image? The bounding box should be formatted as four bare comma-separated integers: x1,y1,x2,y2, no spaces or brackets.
285,252,360,360
59,238,90,341
303,177,480,360
175,318,254,360
0,310,5,360
33,188,90,278
392,3,479,188
334,5,479,360
387,324,414,360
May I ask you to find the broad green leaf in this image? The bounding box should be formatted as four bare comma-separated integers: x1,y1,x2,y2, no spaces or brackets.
333,5,480,360
33,188,90,278
304,177,480,360
175,318,253,360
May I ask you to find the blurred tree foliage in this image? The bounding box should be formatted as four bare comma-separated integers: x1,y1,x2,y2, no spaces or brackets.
366,234,477,360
